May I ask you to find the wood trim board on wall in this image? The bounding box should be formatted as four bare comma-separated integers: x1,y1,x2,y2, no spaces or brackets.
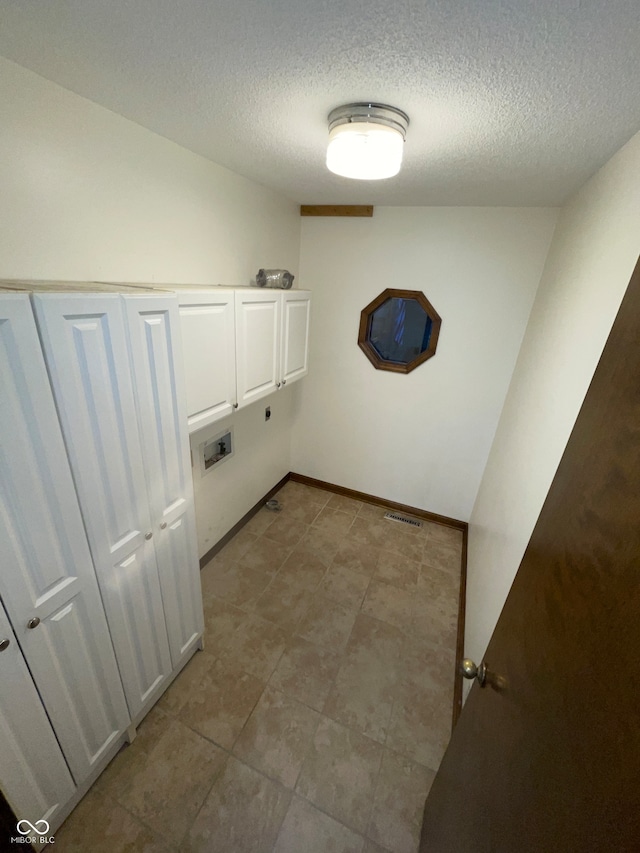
300,205,374,217
199,470,467,729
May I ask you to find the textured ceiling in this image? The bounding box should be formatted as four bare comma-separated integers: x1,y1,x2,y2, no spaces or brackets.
1,0,639,205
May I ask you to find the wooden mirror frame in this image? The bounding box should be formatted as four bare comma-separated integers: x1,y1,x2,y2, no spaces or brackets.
358,288,442,374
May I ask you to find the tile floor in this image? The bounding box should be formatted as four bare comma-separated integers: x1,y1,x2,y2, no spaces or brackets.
54,481,462,853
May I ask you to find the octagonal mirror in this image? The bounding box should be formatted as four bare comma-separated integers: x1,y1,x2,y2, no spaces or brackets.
358,288,441,373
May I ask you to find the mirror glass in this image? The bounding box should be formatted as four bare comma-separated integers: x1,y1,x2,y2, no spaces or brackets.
369,297,434,364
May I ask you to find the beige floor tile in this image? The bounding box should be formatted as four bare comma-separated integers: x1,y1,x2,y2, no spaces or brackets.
391,636,455,768
319,563,371,608
362,579,416,633
356,502,388,521
277,481,330,506
202,594,246,651
269,636,341,711
274,796,364,853
410,590,458,649
200,561,272,609
251,576,314,632
348,516,389,548
296,716,383,834
398,636,456,705
220,613,288,680
345,613,405,671
278,547,329,591
54,789,170,852
297,595,358,653
200,528,259,575
421,540,462,575
312,506,356,538
386,688,452,772
324,659,396,744
158,648,211,716
333,539,380,577
238,537,292,576
362,839,392,853
277,495,325,524
297,526,343,567
174,657,265,748
421,520,464,548
375,551,420,590
379,525,426,562
418,563,460,602
323,616,403,743
327,493,363,514
96,708,225,845
184,756,291,853
243,506,278,536
368,750,435,853
262,513,309,547
233,686,321,788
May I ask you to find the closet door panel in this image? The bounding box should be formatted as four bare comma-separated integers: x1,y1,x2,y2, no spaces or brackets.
123,296,203,667
0,601,75,834
32,293,172,717
0,294,129,783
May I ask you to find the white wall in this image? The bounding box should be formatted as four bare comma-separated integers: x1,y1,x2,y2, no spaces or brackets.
0,57,301,557
191,390,294,556
466,128,640,670
291,208,557,520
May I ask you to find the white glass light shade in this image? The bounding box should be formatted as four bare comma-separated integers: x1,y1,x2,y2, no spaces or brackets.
326,122,405,180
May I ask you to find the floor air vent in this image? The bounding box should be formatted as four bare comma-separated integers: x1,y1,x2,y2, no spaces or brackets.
383,512,423,529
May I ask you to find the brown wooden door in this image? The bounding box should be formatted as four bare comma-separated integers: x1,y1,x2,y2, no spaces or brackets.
421,257,640,853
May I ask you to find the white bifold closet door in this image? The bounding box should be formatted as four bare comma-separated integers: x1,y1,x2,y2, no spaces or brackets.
0,599,75,834
123,295,203,667
32,292,173,718
0,294,129,783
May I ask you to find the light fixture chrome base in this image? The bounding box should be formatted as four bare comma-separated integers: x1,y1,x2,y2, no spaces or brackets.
327,103,409,138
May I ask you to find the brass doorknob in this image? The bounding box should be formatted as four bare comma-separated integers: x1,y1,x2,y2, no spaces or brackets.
27,617,41,630
461,658,487,687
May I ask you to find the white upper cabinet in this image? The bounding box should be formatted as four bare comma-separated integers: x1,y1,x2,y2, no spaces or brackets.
178,287,311,429
0,294,129,783
235,289,281,408
0,599,76,835
178,289,236,432
123,295,204,668
32,293,173,718
281,290,311,386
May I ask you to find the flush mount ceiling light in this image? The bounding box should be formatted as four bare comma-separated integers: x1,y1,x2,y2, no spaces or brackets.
326,102,410,180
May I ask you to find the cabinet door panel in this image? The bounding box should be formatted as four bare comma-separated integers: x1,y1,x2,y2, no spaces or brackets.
0,600,76,833
235,290,280,407
0,295,129,783
281,291,311,385
178,290,236,432
32,293,172,717
123,296,204,668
